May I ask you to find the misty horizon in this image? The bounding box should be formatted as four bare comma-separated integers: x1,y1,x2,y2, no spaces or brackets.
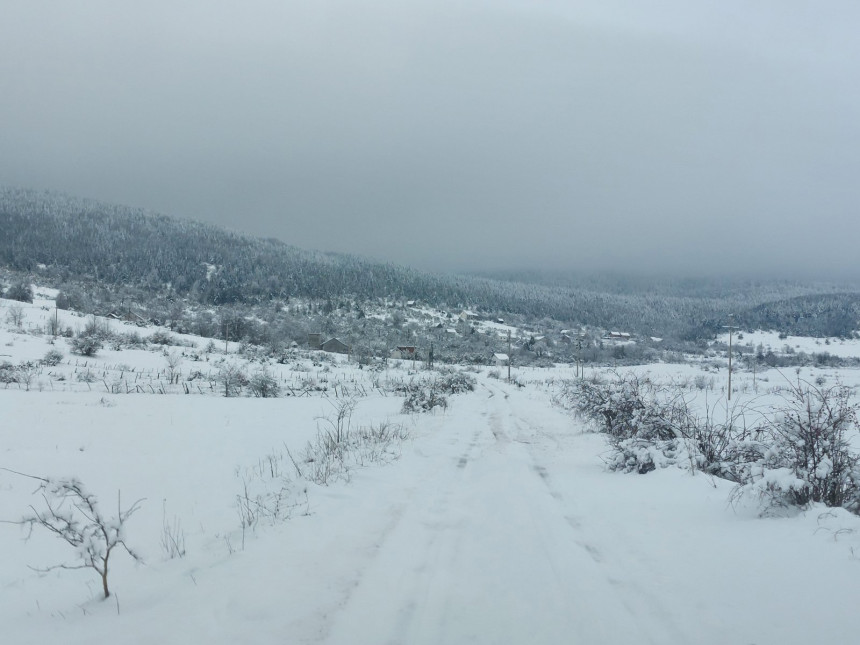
2,1,859,280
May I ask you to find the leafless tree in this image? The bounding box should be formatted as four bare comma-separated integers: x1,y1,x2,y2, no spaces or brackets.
16,361,39,391
7,471,144,599
164,350,182,384
5,303,24,327
217,362,246,397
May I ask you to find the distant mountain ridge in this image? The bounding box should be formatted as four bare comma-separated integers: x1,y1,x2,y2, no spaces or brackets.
2,187,858,339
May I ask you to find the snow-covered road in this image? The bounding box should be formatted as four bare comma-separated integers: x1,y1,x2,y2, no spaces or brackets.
4,377,860,645
315,383,676,644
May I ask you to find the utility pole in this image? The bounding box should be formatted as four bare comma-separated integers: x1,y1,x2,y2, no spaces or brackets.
576,336,583,378
507,330,512,383
752,354,757,393
723,314,739,401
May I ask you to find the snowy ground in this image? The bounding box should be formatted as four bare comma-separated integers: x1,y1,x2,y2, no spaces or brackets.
716,329,860,359
3,297,860,644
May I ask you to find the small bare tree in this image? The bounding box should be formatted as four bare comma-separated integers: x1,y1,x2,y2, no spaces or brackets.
248,368,280,398
5,303,25,327
10,472,144,599
164,350,182,384
16,361,39,391
217,362,246,397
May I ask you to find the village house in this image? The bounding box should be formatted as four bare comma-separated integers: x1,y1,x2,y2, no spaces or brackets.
604,331,632,341
390,345,417,360
308,333,350,355
321,337,350,354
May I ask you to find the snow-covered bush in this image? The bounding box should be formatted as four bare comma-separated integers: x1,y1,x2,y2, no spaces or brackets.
402,384,448,414
732,381,860,513
606,436,692,474
0,361,18,386
561,373,860,515
561,372,748,476
148,329,175,346
675,399,764,482
121,331,147,348
436,370,477,395
248,369,280,398
565,372,677,443
5,281,33,303
41,348,64,366
399,371,475,414
70,334,102,356
216,362,247,397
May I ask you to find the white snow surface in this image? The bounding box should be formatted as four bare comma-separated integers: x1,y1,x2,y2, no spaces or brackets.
2,297,860,644
717,329,860,358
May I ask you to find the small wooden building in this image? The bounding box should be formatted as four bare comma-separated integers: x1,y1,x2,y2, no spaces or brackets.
390,345,417,360
321,338,350,354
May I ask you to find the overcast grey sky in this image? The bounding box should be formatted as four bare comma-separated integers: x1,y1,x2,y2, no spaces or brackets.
1,1,858,277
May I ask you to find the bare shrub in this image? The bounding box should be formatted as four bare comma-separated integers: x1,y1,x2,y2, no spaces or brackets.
5,303,25,327
732,381,860,513
148,329,174,346
216,362,247,397
233,448,309,548
560,372,754,476
83,316,111,340
248,368,280,398
288,399,407,484
122,331,147,348
164,350,182,384
76,369,97,383
160,501,186,559
10,472,143,598
16,361,39,391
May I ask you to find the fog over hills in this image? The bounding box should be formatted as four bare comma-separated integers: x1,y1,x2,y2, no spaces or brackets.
2,187,860,347
2,1,859,278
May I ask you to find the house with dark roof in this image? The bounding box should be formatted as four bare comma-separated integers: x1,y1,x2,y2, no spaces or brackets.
321,338,350,354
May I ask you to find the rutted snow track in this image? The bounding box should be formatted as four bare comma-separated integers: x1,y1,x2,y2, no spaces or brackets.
316,382,685,644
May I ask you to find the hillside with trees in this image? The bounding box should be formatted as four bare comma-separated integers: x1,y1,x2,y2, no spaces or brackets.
2,187,859,348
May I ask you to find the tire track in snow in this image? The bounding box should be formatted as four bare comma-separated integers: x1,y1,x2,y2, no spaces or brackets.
501,384,691,644
319,384,687,644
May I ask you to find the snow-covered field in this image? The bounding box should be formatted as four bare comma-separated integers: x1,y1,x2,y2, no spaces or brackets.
717,329,860,359
3,296,860,644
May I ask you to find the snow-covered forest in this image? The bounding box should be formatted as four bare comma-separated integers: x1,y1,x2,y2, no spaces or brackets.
4,187,859,349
